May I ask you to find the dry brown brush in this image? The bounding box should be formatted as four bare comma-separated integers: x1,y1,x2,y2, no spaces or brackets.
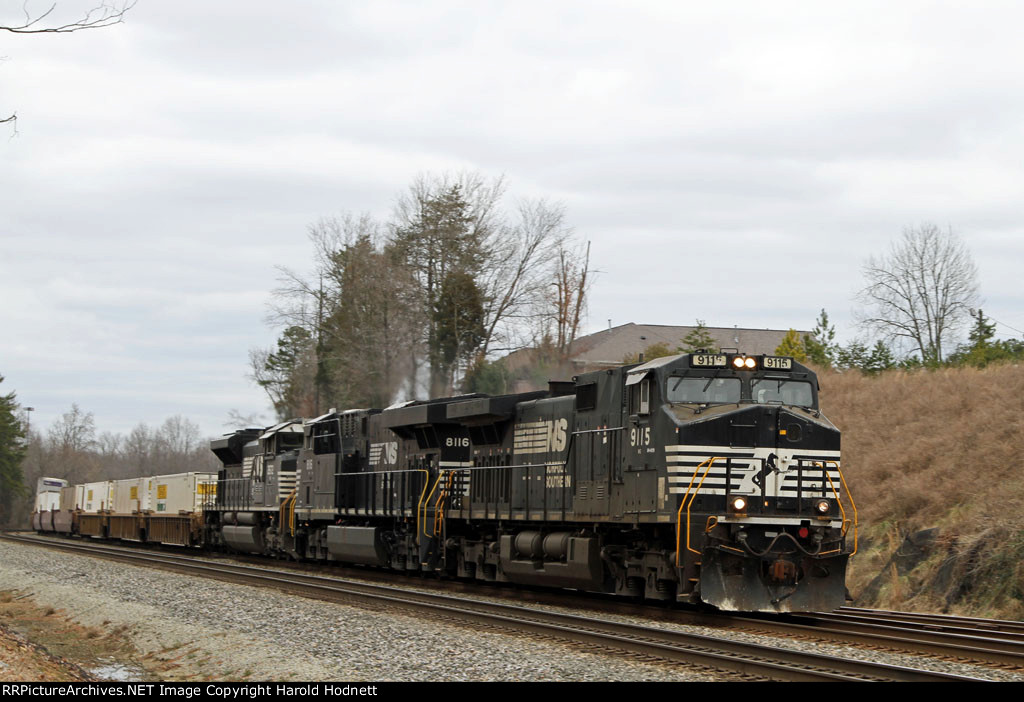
818,362,1024,616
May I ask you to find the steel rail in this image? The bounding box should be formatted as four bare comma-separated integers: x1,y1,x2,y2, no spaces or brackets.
834,607,1024,635
723,611,1024,668
0,533,987,683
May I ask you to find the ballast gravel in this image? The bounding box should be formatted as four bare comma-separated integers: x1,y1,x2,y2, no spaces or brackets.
189,548,1024,682
0,541,721,682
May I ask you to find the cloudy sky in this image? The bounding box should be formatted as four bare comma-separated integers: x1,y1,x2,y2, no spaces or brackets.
2,1,1022,438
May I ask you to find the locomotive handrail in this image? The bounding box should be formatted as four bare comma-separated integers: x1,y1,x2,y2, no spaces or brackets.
433,471,457,537
420,470,448,540
338,462,565,474
277,489,296,535
216,476,253,511
675,456,725,565
684,457,727,557
815,460,858,556
407,469,430,546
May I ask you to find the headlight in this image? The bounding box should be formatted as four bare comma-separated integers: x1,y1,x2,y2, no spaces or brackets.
731,496,747,512
815,499,830,514
732,357,745,368
744,357,756,369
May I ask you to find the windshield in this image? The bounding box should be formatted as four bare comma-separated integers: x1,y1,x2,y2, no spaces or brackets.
667,376,741,404
751,378,815,408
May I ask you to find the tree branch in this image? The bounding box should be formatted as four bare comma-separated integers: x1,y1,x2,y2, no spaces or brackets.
1,1,136,33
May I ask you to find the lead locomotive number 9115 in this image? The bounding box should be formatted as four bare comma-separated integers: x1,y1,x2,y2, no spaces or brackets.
207,351,856,613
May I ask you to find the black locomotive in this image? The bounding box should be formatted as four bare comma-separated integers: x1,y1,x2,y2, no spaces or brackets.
208,352,856,612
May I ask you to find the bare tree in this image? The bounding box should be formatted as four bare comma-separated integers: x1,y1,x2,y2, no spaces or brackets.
123,421,152,471
476,198,572,356
548,239,592,358
224,409,265,430
47,403,96,454
2,2,135,127
857,223,980,363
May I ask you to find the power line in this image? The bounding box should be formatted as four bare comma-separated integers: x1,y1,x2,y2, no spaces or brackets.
987,314,1024,337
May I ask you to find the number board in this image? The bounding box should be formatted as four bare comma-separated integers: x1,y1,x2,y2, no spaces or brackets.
763,356,793,370
691,354,727,368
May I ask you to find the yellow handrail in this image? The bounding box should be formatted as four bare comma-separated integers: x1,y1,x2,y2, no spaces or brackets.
433,470,456,537
409,469,430,547
419,471,446,540
278,489,296,534
288,491,297,537
816,460,858,556
674,457,724,565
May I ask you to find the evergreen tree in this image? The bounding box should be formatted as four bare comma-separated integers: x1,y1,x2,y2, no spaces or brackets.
392,182,488,397
898,354,925,370
463,358,513,395
0,375,27,525
967,308,998,348
948,309,1024,368
949,309,997,367
804,309,838,368
864,341,897,375
254,326,315,418
433,270,486,392
774,329,808,362
836,341,870,371
321,235,420,408
679,320,717,353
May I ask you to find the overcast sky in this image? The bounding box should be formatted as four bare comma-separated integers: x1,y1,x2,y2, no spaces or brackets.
2,1,1022,438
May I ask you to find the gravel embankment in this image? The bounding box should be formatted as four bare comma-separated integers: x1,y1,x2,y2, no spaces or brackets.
0,541,722,682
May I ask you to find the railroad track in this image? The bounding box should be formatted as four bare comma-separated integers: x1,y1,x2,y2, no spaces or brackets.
0,533,990,682
835,606,1024,635
757,609,1024,667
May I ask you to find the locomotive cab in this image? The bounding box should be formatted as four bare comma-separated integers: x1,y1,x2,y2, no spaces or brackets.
621,352,853,612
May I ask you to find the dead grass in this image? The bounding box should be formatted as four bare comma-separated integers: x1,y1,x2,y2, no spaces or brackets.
818,361,1024,617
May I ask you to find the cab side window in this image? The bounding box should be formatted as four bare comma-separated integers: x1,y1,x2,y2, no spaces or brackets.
630,379,651,415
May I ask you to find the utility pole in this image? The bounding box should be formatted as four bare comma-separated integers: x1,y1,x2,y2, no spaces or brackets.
314,275,324,415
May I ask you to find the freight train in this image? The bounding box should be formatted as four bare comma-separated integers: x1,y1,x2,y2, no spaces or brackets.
33,352,856,613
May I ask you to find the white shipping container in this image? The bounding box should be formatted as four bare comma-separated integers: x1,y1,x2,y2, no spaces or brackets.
34,491,61,512
59,486,78,511
34,477,67,511
36,477,67,495
149,472,218,514
82,481,114,513
112,477,152,514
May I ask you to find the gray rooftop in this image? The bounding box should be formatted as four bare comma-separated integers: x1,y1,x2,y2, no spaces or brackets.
567,323,809,367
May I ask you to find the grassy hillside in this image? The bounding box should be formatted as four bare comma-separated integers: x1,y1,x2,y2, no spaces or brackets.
818,362,1024,618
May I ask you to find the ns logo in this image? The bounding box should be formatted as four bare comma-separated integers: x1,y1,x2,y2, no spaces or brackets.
515,418,568,453
370,441,398,466
545,418,569,452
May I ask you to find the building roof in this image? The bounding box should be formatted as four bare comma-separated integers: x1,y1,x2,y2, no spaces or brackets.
567,323,809,367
